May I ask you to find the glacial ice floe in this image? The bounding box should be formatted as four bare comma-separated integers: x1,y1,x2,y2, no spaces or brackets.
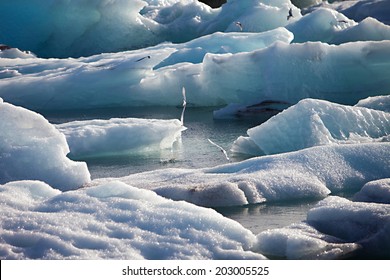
231,99,390,156
56,118,186,160
0,180,264,260
256,195,390,259
2,39,390,111
93,142,390,207
0,99,90,190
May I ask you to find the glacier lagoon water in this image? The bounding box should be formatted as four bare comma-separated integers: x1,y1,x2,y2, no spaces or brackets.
42,105,314,233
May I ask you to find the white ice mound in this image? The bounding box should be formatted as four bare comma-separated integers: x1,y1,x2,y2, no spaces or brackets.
155,27,294,68
288,8,390,44
355,95,390,113
307,196,390,259
94,143,390,207
0,99,90,190
232,99,390,156
56,118,186,159
317,0,390,25
353,179,390,204
0,180,264,260
255,222,360,259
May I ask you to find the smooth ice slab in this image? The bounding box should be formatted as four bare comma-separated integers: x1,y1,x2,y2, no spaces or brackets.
0,180,265,260
232,99,390,156
56,118,186,159
0,99,90,190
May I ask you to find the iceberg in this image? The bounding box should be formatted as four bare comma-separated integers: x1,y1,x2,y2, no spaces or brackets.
256,195,390,259
0,180,264,260
310,0,390,25
2,39,390,111
0,99,90,191
287,8,390,44
353,178,390,204
0,0,299,58
307,196,390,259
56,117,186,159
93,142,390,207
232,99,390,156
355,95,390,113
255,222,360,259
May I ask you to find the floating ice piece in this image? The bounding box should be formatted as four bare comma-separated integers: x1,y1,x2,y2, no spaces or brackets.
307,196,390,258
255,194,390,259
0,180,265,260
0,46,36,59
93,142,390,207
56,118,186,160
355,95,390,113
255,222,360,259
312,0,390,25
287,8,390,44
232,99,390,156
353,179,390,204
0,99,90,190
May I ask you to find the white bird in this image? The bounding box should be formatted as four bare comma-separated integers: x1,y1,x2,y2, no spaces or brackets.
208,139,230,162
235,21,243,31
180,87,187,126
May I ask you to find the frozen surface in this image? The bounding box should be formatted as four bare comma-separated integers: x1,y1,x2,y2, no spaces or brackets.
353,178,390,204
355,95,390,113
0,180,264,260
232,99,390,156
0,99,90,191
2,40,390,111
56,118,186,159
93,143,390,207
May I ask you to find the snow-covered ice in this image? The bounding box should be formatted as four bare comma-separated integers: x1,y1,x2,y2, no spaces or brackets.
353,178,390,204
256,194,390,259
56,118,186,159
231,99,390,156
0,180,264,260
355,95,390,112
288,8,390,44
93,142,390,207
0,99,90,191
1,0,390,260
310,0,390,25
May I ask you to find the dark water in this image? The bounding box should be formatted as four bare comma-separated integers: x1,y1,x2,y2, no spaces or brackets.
44,106,314,233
